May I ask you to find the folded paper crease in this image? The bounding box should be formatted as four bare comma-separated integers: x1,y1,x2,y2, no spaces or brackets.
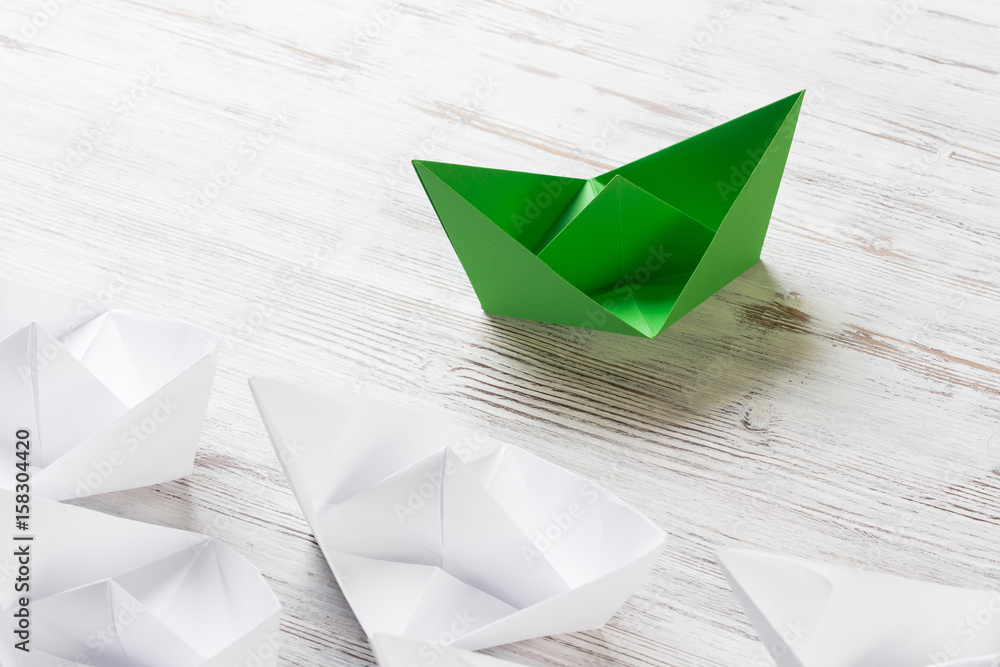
413,91,804,337
716,548,1000,667
0,278,219,499
0,490,281,667
251,377,666,650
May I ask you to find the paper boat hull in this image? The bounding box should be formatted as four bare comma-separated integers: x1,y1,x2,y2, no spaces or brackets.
413,92,804,338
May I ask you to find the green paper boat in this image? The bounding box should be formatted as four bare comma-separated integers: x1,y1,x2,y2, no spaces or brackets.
413,91,804,338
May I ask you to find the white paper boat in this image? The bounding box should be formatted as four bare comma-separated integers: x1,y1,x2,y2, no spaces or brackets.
0,278,218,500
0,490,281,667
371,633,531,666
250,377,666,650
716,548,1000,667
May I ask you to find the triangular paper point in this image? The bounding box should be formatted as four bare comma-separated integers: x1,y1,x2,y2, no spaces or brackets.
717,548,1000,667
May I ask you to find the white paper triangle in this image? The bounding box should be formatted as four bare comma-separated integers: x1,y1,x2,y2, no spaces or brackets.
717,548,1000,667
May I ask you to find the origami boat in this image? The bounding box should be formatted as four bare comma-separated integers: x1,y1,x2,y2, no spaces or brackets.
716,548,1000,666
0,278,218,500
413,91,804,338
0,490,280,667
251,377,666,650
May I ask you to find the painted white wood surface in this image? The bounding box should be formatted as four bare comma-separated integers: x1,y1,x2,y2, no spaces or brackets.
2,0,998,664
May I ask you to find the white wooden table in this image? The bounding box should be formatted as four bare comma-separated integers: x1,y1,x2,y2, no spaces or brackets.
3,0,999,664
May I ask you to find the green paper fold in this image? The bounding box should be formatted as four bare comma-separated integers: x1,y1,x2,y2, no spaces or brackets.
413,91,804,338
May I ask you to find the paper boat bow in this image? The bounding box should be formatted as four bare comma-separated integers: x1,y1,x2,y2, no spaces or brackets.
0,278,218,500
717,548,1000,667
413,91,804,338
251,378,666,650
0,491,280,667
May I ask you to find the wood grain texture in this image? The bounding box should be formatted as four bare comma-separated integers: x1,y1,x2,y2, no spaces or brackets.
2,0,999,664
